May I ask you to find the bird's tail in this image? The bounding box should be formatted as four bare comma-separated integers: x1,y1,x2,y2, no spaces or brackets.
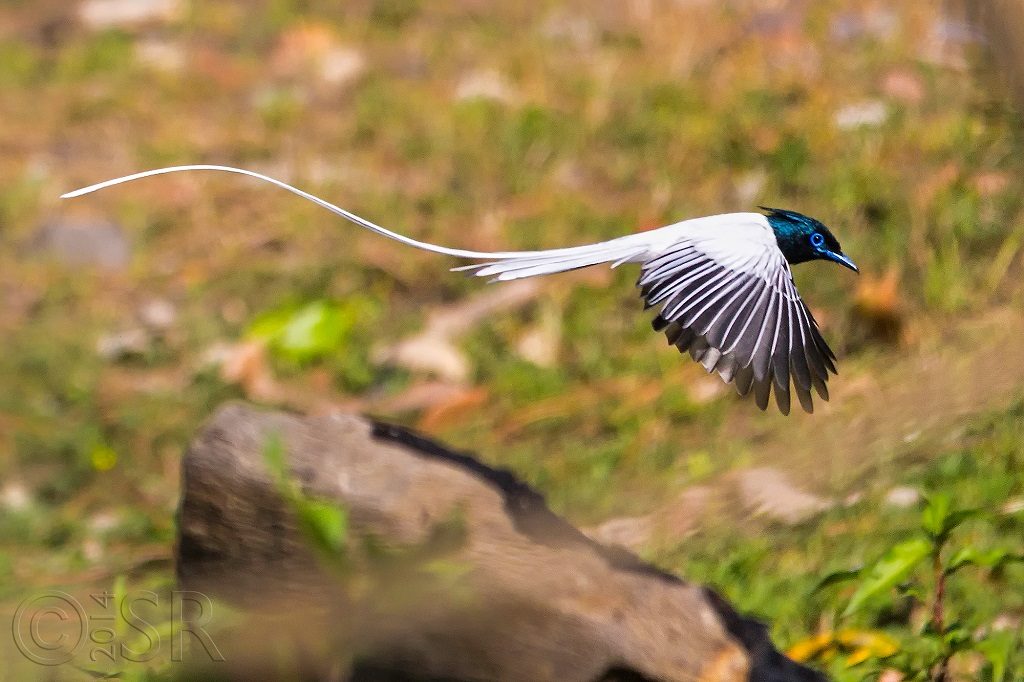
453,241,647,281
60,164,646,280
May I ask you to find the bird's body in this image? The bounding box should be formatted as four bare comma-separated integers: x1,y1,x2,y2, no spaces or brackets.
62,165,857,415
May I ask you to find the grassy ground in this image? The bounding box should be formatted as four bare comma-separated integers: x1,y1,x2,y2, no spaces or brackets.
1,1,1023,679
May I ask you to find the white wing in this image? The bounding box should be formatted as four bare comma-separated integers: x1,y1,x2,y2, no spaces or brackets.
638,218,837,414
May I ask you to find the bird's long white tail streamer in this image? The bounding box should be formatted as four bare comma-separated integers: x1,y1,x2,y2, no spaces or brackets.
60,164,608,261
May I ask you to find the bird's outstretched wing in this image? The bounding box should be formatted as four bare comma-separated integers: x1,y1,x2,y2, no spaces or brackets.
639,223,836,414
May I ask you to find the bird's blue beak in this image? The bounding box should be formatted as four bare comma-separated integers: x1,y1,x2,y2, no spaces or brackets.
824,250,859,273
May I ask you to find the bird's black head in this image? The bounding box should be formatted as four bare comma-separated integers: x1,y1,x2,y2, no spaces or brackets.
761,207,858,272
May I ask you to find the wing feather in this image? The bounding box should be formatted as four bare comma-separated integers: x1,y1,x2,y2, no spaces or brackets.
734,365,755,396
637,221,838,414
718,277,768,353
771,276,791,392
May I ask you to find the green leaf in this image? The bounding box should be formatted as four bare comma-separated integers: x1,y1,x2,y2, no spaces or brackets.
246,306,296,342
947,547,1004,574
948,547,1024,577
248,299,363,364
814,567,863,593
261,432,287,482
112,574,127,640
942,508,981,534
977,630,1017,682
921,492,951,538
295,497,348,556
921,493,979,540
262,432,348,560
277,301,347,360
943,626,972,652
71,666,121,680
842,538,931,617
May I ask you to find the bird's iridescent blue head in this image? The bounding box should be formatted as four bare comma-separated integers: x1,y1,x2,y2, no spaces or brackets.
761,207,858,273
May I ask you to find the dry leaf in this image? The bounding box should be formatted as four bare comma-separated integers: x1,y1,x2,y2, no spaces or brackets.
372,382,469,414
883,69,924,104
219,340,280,400
417,387,489,432
383,335,471,383
271,22,365,88
972,171,1010,197
853,268,903,343
378,280,542,381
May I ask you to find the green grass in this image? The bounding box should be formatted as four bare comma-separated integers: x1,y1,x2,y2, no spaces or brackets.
661,399,1024,678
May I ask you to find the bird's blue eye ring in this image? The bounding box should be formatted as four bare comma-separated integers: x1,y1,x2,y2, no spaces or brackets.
810,232,825,248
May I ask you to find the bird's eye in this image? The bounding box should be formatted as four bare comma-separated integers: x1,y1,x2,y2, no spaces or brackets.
810,232,825,248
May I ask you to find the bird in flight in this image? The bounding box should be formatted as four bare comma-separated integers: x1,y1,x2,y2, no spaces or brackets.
63,165,857,415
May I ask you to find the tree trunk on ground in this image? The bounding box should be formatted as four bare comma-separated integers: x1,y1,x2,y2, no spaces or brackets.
175,402,825,682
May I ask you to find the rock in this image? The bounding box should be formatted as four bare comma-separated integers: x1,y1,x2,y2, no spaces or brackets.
88,511,120,533
656,485,716,539
843,491,864,507
32,218,130,270
1001,497,1024,515
455,68,519,104
586,515,654,551
138,298,177,331
834,100,888,130
96,328,149,360
0,482,31,512
733,468,833,525
991,613,1023,632
379,333,471,383
135,38,186,73
318,46,365,87
588,486,715,552
515,308,562,368
515,326,558,366
78,0,182,30
176,403,825,681
732,169,767,207
690,376,728,405
883,486,921,509
539,10,596,49
82,538,104,563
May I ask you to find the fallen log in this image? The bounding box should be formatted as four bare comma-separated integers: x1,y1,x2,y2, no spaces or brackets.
176,403,824,681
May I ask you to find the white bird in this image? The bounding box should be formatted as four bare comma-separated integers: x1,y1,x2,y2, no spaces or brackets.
62,165,858,415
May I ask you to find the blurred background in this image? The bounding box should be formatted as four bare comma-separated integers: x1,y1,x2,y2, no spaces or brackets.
1,0,1023,679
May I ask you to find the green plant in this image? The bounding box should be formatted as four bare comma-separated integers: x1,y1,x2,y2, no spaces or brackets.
800,493,1024,680
262,432,350,566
